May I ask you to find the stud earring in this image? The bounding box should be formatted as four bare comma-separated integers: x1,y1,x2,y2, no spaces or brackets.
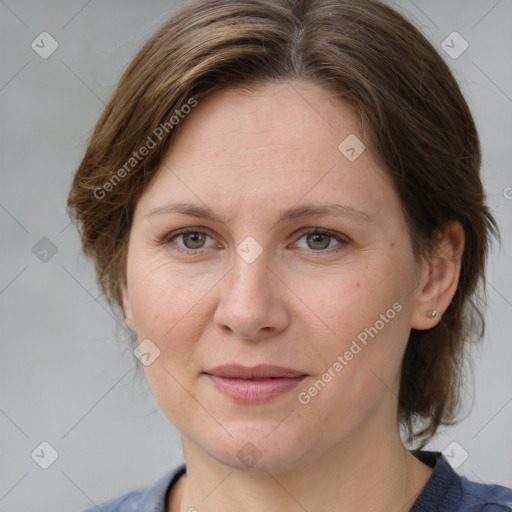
427,309,438,318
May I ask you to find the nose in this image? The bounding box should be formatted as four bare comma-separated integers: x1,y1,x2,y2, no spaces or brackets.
213,253,290,340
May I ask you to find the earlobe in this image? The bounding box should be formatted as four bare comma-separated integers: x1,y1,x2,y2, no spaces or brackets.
121,282,136,333
411,221,465,330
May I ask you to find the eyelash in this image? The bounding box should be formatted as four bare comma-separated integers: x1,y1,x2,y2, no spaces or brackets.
159,227,349,255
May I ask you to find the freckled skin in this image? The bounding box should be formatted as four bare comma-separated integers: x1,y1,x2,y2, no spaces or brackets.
121,80,462,512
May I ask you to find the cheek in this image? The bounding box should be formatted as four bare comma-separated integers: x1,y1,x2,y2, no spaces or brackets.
127,256,216,338
126,257,222,401
295,294,410,444
126,258,218,426
294,251,414,399
292,258,405,344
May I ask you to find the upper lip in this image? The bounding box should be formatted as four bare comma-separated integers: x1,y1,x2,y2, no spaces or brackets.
205,364,306,379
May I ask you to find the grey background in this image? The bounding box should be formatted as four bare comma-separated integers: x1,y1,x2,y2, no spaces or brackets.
0,1,511,510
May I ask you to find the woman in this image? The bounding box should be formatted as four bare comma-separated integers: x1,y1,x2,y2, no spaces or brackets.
68,0,512,510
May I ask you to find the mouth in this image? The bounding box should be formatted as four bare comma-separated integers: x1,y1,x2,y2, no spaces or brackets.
203,364,308,403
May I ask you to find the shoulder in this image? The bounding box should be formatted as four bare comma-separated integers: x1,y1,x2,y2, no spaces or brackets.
459,477,512,512
79,464,186,512
412,451,512,512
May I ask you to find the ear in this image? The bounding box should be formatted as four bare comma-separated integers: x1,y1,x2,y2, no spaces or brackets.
411,221,465,330
121,281,136,333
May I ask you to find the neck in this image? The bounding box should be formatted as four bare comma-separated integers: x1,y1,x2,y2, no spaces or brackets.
168,420,432,512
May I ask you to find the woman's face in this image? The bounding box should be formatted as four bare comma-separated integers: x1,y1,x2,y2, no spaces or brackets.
122,80,429,471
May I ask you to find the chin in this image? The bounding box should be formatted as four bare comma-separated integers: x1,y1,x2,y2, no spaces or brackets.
197,422,313,474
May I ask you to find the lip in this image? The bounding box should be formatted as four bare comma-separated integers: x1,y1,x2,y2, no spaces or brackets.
206,364,306,379
204,364,307,403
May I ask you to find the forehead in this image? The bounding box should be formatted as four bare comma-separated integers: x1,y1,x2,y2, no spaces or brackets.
169,80,362,161
137,80,397,220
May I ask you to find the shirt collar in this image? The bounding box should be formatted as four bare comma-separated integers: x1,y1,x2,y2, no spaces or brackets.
136,453,460,512
137,463,186,512
410,451,462,512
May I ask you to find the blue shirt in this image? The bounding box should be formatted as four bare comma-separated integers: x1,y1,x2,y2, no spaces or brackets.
81,451,512,511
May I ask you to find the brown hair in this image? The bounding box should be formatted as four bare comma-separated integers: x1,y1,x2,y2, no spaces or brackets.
67,0,498,447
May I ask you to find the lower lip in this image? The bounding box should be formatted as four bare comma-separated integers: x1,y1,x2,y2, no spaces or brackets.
206,374,306,403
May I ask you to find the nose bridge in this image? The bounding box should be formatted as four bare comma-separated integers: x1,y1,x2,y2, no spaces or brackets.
228,243,271,303
214,240,287,338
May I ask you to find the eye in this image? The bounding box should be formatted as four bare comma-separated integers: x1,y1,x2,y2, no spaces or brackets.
164,228,217,252
293,229,347,252
160,227,348,255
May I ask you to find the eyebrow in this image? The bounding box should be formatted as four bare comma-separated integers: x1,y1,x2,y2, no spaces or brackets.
144,201,372,225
